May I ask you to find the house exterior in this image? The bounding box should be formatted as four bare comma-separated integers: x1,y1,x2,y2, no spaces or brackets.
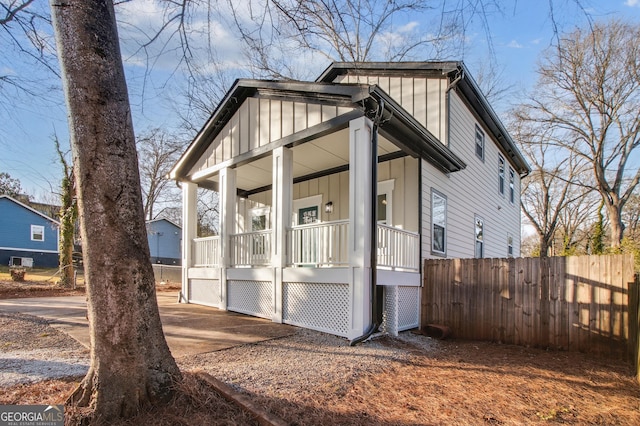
146,218,182,265
0,195,60,268
169,61,530,341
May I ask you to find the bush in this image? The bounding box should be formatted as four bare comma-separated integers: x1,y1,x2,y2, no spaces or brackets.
9,267,26,282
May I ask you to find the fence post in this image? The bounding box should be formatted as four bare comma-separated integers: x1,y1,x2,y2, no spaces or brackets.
540,256,550,348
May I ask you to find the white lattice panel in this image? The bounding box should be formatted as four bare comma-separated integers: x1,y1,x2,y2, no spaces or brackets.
397,286,420,331
283,282,350,337
382,286,399,336
188,279,221,307
227,280,272,319
382,285,420,336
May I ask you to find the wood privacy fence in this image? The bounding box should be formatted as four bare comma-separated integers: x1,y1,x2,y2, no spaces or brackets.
422,255,639,362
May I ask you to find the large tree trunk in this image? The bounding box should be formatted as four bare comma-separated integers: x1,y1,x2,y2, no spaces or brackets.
606,203,624,250
50,0,181,421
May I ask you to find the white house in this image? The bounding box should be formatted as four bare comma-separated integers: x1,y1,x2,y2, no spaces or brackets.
169,61,530,341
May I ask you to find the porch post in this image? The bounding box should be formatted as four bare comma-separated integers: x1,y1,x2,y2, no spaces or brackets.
272,146,293,323
348,116,374,340
181,181,197,303
219,167,237,311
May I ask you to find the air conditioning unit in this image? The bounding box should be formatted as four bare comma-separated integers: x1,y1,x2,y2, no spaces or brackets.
9,257,33,268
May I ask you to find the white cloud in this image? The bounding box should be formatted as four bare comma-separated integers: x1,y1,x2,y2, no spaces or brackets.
531,38,542,45
507,40,523,49
625,0,640,7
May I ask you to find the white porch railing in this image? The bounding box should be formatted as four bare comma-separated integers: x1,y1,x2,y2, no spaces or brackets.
289,220,349,267
193,236,220,267
192,223,419,271
377,224,420,272
230,230,272,267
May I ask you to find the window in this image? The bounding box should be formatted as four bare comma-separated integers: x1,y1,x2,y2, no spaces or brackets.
474,216,484,258
509,167,515,204
431,190,447,256
475,124,484,161
507,234,514,257
498,156,505,195
31,225,44,242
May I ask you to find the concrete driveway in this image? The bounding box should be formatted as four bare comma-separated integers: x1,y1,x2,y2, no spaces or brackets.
0,292,294,357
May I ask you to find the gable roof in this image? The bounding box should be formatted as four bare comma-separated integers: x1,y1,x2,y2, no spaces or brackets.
317,61,530,176
170,77,467,181
146,218,182,230
0,194,60,225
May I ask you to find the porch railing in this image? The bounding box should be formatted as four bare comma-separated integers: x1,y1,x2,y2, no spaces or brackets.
377,224,420,272
289,220,349,267
230,229,272,267
192,223,419,271
193,236,220,267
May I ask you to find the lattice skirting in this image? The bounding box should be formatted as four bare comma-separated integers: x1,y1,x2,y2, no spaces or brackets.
283,282,350,337
188,279,221,307
227,280,273,319
382,286,420,336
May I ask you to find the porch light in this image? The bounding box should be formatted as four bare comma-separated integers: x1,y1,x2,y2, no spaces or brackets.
325,201,334,214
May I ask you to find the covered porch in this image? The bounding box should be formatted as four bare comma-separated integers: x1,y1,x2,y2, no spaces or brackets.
171,79,464,340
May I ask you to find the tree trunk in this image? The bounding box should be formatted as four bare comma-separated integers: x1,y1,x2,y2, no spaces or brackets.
50,0,181,421
606,203,624,250
539,235,550,258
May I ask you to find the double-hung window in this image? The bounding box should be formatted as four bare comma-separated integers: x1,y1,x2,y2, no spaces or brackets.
509,167,515,204
499,156,505,195
31,225,44,242
474,216,484,258
507,234,514,257
431,190,447,256
475,124,485,161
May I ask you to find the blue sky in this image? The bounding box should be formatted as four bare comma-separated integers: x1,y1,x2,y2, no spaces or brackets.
2,0,640,201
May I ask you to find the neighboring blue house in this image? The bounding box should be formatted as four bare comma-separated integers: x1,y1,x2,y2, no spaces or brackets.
0,195,60,268
146,218,182,265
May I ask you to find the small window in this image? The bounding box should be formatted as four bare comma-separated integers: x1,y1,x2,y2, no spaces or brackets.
507,234,514,257
498,156,505,195
431,190,447,256
474,216,484,258
475,124,485,161
509,167,515,204
31,225,44,242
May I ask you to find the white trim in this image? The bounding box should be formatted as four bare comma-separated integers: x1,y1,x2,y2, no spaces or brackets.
292,195,323,225
0,246,59,254
146,218,182,230
0,195,60,225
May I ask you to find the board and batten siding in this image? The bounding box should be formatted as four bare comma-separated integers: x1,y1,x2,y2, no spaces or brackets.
333,74,447,143
421,90,522,260
188,97,354,178
242,156,419,233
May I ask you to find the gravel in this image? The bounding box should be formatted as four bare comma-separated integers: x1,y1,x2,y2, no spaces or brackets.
0,313,89,387
0,311,436,392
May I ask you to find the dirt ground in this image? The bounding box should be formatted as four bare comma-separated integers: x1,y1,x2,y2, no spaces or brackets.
1,276,639,425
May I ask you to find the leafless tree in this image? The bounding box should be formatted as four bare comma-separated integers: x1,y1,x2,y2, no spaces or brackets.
516,19,640,249
512,113,588,257
49,0,181,421
137,128,184,221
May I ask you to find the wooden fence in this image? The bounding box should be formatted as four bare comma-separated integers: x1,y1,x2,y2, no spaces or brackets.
422,255,639,362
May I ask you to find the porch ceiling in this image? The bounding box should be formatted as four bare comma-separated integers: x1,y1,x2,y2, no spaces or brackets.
206,128,401,192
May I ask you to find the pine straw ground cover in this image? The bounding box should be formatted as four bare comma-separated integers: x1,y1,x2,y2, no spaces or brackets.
1,338,639,424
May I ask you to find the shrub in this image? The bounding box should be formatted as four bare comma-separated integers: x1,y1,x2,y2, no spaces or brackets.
9,267,26,282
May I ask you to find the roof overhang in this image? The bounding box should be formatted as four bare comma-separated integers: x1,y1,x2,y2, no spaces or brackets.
170,78,466,182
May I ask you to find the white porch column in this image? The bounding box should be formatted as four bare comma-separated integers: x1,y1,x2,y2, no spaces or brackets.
271,146,293,323
219,167,237,311
181,181,197,303
348,116,374,340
